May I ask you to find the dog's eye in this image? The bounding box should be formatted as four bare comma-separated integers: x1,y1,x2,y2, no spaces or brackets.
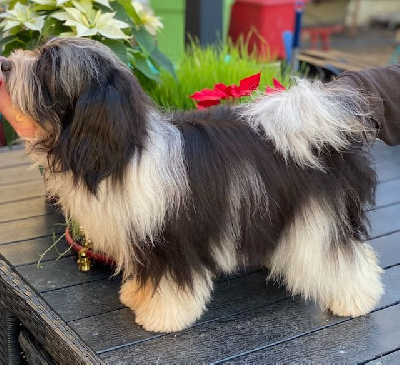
1,61,11,73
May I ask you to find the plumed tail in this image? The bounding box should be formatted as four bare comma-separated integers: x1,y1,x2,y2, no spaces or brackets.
236,78,375,169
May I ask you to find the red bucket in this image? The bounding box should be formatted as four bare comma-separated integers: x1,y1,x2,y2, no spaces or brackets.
228,0,298,59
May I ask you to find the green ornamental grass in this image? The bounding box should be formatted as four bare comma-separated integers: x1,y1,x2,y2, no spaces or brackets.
141,40,290,111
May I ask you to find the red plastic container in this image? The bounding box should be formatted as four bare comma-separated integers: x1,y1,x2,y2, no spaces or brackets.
228,0,297,60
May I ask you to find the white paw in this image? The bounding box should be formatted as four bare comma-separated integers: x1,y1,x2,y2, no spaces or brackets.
326,245,384,318
120,274,213,333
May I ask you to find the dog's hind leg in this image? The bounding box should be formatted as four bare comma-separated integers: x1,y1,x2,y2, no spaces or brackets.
119,271,213,332
268,198,383,317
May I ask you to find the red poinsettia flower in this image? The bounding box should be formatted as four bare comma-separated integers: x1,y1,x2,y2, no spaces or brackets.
190,72,261,109
265,78,286,94
196,99,222,110
190,73,286,110
231,72,261,97
190,88,227,102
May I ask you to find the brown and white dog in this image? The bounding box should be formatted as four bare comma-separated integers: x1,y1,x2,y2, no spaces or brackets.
0,37,383,333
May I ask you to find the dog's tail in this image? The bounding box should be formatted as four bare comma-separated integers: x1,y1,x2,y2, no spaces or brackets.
236,78,375,169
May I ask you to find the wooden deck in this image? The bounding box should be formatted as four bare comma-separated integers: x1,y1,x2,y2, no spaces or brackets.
1,142,400,364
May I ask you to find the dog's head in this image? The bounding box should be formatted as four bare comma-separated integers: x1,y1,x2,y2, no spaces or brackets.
1,37,151,193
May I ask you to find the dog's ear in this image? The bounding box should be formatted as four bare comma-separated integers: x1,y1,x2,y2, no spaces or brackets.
53,66,150,194
38,47,152,194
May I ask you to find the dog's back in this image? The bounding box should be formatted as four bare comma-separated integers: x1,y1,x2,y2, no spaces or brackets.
145,104,376,290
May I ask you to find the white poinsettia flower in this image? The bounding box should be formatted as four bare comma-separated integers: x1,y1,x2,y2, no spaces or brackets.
52,4,130,40
71,0,93,15
0,2,45,32
131,1,144,13
131,0,163,36
142,13,163,36
30,0,70,7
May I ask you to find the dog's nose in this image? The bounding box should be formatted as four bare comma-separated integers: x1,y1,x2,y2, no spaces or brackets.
1,60,11,73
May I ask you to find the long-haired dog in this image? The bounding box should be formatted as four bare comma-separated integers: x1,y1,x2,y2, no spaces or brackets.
1,38,383,332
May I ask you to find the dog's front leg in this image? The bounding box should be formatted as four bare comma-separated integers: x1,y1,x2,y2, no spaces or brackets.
119,271,214,332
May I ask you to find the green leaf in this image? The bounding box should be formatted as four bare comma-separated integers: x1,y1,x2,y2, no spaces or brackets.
0,35,15,48
131,25,155,56
102,39,128,64
3,39,25,56
94,0,112,10
26,37,40,50
9,0,20,9
110,1,134,29
150,47,176,79
129,52,158,82
115,0,141,25
40,17,66,39
1,117,16,146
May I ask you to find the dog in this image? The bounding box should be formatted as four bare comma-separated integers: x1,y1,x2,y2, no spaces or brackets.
0,37,383,333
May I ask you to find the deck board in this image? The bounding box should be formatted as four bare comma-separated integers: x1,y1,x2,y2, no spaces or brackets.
0,214,64,245
0,145,30,169
68,271,288,352
0,197,54,223
376,179,400,208
0,141,399,364
369,350,400,364
0,164,42,186
0,179,45,204
98,266,400,364
16,256,113,293
226,304,400,364
0,236,73,266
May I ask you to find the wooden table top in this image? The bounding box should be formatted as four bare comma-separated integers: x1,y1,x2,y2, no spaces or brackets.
1,142,400,364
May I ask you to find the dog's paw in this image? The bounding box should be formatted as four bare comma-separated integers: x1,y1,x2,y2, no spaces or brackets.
326,246,384,318
120,276,212,333
327,288,382,318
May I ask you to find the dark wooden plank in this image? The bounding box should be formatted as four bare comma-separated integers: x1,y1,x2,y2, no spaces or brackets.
370,231,400,269
0,179,45,204
226,304,400,364
0,197,54,223
42,277,123,322
369,204,400,239
375,179,400,208
372,142,400,162
226,267,400,364
0,214,65,244
69,271,288,352
368,350,400,364
0,235,73,267
55,270,264,327
376,156,400,183
98,266,400,363
0,164,41,186
16,256,113,292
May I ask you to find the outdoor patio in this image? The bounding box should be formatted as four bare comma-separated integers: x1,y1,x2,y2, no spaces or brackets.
1,0,400,363
0,140,399,363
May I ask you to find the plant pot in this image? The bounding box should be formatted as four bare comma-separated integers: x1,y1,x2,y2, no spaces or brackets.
229,0,299,60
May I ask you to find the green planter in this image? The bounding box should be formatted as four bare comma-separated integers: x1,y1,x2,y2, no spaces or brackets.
223,0,235,41
150,0,234,62
150,0,186,62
